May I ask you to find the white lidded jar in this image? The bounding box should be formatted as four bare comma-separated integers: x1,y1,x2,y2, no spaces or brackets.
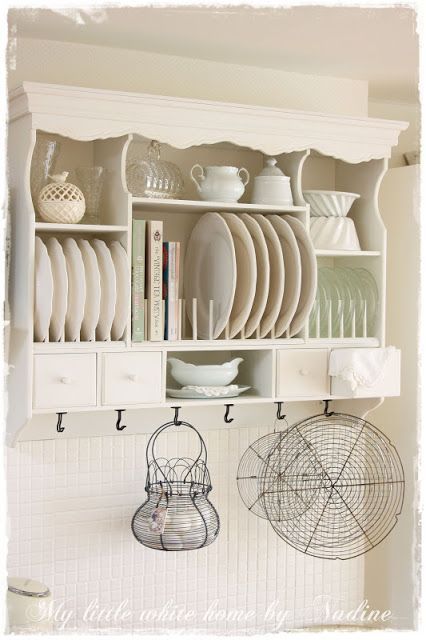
7,577,53,633
251,158,293,206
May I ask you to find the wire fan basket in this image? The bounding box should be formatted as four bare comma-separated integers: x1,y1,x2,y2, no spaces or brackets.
132,419,220,551
237,412,404,560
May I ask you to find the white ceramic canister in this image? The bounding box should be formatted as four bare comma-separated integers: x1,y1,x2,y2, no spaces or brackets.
251,158,293,206
190,165,249,202
7,577,53,633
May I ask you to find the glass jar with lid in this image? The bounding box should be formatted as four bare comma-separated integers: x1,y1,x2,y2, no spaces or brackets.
126,140,184,199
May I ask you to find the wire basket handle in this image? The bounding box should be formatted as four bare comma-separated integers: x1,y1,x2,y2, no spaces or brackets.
146,419,209,485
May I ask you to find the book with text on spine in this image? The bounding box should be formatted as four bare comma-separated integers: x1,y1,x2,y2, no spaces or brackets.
131,219,146,342
162,242,169,340
147,220,163,341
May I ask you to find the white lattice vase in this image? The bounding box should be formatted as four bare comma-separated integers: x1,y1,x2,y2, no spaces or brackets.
37,172,86,223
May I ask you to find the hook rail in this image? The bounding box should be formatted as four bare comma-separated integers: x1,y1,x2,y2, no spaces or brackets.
115,409,127,431
275,402,286,420
56,412,67,433
323,400,334,417
171,406,182,426
224,404,234,423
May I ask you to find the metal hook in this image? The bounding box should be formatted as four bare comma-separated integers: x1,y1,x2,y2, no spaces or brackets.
275,401,286,420
172,406,182,426
323,400,334,417
56,412,66,433
115,409,127,431
224,404,234,424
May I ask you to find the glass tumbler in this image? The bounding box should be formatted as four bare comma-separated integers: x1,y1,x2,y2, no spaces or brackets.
76,166,106,225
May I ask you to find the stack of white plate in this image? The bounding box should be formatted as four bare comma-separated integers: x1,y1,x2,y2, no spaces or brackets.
309,266,378,338
34,236,130,342
184,212,317,339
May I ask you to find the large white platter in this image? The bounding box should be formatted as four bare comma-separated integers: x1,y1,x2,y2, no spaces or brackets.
92,239,117,341
284,215,317,337
239,213,270,338
34,236,53,342
109,241,130,341
184,211,236,339
221,213,257,338
62,238,86,342
77,239,101,342
45,236,67,342
251,214,285,338
268,215,302,337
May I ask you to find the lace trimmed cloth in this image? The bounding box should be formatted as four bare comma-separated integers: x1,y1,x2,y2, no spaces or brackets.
328,346,396,391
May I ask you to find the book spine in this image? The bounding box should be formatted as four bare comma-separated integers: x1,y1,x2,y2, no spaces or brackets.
131,219,146,342
147,220,164,341
162,242,169,340
174,243,181,340
168,243,177,341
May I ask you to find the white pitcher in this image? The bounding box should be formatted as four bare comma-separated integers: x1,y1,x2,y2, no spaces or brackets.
190,165,249,202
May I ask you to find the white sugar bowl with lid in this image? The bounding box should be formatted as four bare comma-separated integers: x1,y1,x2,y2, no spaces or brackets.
251,158,293,206
7,577,53,633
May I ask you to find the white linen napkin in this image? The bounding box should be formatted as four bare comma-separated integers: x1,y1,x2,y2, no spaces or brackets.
328,347,396,391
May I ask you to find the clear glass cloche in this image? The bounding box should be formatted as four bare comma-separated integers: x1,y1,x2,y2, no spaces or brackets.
126,140,184,199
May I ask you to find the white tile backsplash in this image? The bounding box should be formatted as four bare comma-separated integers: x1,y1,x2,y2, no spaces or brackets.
7,425,364,633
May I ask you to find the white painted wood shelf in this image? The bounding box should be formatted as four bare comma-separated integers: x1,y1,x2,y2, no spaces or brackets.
132,196,307,214
35,222,128,234
6,82,408,444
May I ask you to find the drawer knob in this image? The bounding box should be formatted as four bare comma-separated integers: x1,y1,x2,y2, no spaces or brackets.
60,376,72,385
299,368,310,377
128,374,139,383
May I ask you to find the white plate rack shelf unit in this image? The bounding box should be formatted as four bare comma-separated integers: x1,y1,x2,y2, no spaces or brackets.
6,82,407,445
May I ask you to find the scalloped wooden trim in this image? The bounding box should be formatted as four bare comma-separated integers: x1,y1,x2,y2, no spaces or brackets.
9,82,408,163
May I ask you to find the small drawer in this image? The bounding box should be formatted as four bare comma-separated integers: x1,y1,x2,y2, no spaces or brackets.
33,353,97,409
276,349,329,398
102,352,163,405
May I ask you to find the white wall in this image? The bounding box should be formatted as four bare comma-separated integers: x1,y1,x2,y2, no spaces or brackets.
7,36,369,116
369,99,420,168
7,426,364,633
365,165,420,630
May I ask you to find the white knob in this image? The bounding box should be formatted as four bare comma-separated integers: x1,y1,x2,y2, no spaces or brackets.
60,376,72,385
128,374,139,382
299,368,309,377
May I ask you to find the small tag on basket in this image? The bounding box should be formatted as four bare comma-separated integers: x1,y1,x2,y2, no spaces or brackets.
149,506,168,534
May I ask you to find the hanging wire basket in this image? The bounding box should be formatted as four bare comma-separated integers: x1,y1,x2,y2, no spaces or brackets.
132,418,220,551
237,411,404,560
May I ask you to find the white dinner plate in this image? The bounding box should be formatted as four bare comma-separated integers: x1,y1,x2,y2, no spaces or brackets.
239,214,270,338
34,236,53,342
109,241,130,341
167,385,251,399
268,215,302,337
77,239,101,341
251,214,285,338
184,212,236,339
92,239,117,341
284,215,317,337
45,237,67,342
221,213,257,338
62,238,86,342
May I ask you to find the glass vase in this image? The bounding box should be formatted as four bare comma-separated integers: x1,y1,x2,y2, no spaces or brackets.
76,166,106,225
